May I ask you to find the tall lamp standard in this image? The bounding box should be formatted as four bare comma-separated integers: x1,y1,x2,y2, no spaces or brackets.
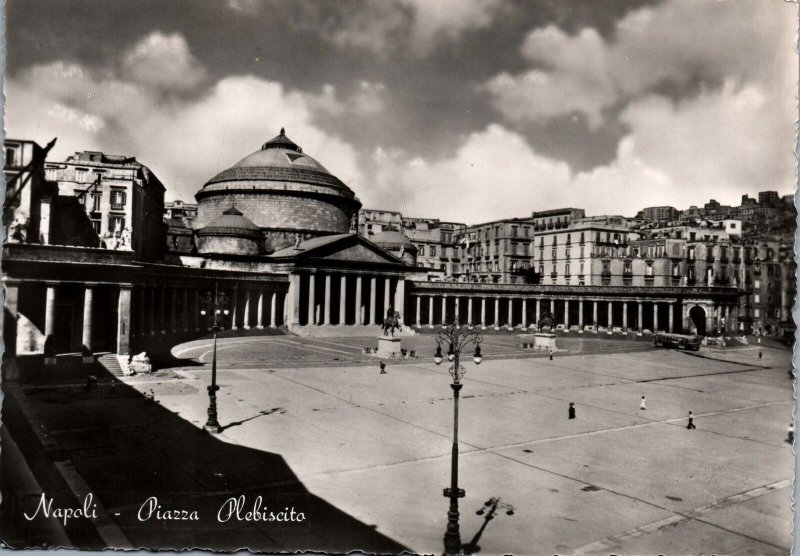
200,283,230,434
434,321,483,555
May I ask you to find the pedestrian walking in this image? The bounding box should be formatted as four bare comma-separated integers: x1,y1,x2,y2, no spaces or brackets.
379,361,387,374
639,395,647,411
787,422,794,444
549,349,553,361
686,411,696,430
758,351,763,359
568,402,576,420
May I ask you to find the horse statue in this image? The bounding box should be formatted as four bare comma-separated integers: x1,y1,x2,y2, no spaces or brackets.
382,310,403,337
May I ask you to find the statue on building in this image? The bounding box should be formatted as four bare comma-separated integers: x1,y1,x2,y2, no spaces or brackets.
119,227,133,250
8,211,28,242
294,233,302,249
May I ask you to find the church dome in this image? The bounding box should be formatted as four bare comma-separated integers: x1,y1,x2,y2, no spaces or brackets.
195,128,361,253
196,205,262,255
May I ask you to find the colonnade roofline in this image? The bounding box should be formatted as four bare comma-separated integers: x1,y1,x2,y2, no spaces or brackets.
409,281,740,298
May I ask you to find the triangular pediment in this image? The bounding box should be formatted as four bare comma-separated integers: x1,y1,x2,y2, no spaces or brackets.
270,233,407,266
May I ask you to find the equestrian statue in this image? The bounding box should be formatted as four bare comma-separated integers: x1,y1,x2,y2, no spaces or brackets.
382,305,403,337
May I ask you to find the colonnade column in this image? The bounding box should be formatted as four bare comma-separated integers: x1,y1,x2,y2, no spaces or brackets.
481,297,486,329
668,303,674,332
550,299,555,315
653,302,659,332
428,295,434,328
522,299,527,328
116,285,132,357
494,297,500,329
231,288,238,330
415,296,421,327
578,299,584,329
607,301,612,331
288,273,301,326
339,275,347,325
564,300,570,328
243,291,251,330
257,291,264,329
592,301,598,328
270,291,278,327
182,289,189,332
324,274,332,325
637,302,643,332
507,298,513,329
308,273,317,326
535,299,541,327
369,276,377,325
82,286,93,352
622,301,628,331
467,297,473,326
454,297,460,325
441,295,447,326
355,275,363,325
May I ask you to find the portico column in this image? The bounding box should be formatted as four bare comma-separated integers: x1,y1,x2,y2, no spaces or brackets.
355,275,363,325
160,288,166,334
324,274,332,325
182,289,189,332
441,295,447,326
308,273,317,325
494,297,500,329
383,277,391,316
194,289,201,332
150,288,156,334
257,291,265,329
481,297,487,328
243,290,252,329
507,298,513,329
653,302,659,332
82,286,93,351
415,296,421,326
455,297,460,324
622,301,628,331
723,305,730,333
522,299,527,328
467,297,473,326
607,301,612,330
231,288,239,330
270,291,278,327
116,286,132,357
428,295,434,328
288,273,301,326
637,301,643,332
550,299,555,315
339,275,347,325
669,303,674,332
393,277,405,318
170,287,177,333
535,299,541,327
592,301,598,327
578,299,584,329
564,300,570,328
369,276,377,325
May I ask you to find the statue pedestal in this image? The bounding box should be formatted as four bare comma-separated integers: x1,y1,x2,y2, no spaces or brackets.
534,333,557,351
376,337,403,358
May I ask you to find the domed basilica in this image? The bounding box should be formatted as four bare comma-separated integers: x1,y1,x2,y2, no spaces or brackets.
195,129,361,255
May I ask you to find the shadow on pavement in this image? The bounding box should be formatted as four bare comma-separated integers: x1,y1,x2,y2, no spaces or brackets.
0,358,408,553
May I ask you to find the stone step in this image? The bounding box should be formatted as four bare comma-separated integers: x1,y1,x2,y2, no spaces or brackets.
290,324,416,338
97,353,125,377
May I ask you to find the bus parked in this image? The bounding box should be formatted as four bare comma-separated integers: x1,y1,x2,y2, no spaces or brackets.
654,333,701,351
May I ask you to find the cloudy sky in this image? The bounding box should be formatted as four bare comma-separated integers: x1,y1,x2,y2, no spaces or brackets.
5,0,797,224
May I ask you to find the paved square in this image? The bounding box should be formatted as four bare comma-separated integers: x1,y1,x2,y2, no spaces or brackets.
131,335,793,554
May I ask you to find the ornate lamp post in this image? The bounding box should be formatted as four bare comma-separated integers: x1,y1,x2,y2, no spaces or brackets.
434,321,483,555
200,283,230,434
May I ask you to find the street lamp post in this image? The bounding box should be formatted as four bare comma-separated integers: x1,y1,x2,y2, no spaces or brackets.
200,283,230,434
434,321,483,555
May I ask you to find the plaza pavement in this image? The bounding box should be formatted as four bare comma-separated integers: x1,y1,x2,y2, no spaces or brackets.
149,334,794,554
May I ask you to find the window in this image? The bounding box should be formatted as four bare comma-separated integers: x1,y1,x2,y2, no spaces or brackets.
539,265,544,275
511,227,518,238
91,220,101,234
565,248,571,258
91,193,101,211
419,246,425,256
624,262,632,273
580,232,585,243
430,246,437,257
551,248,557,259
76,168,88,183
4,147,17,167
580,247,584,258
523,227,529,238
565,263,571,275
579,262,584,275
109,215,125,233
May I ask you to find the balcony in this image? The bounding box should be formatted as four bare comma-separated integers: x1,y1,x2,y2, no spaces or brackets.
110,202,126,211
